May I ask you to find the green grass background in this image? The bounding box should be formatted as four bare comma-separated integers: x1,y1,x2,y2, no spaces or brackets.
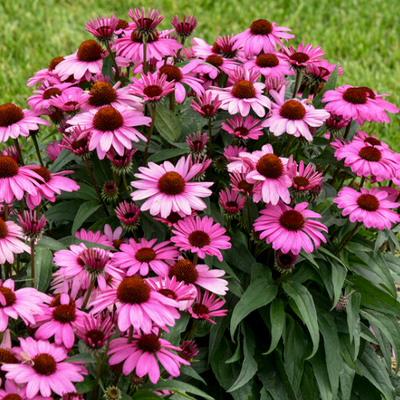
1,0,399,149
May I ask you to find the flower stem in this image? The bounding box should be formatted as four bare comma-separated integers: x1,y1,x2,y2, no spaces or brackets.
3,202,8,221
31,133,44,167
105,41,120,81
193,253,198,266
122,173,131,196
84,158,109,216
143,38,148,74
343,121,352,140
169,92,175,112
30,241,35,287
359,176,366,188
246,197,252,236
82,275,96,311
142,105,156,166
208,118,213,156
334,222,362,256
292,69,304,98
13,138,24,166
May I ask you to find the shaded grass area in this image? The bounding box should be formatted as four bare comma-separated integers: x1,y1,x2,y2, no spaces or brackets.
1,0,399,148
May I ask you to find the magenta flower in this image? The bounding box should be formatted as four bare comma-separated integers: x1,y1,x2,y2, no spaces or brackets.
0,218,30,264
17,210,47,242
0,379,51,400
188,288,227,324
61,125,91,158
0,103,51,142
286,156,323,192
131,156,213,218
27,82,73,113
305,59,344,83
75,314,115,350
104,224,125,250
115,201,140,231
263,85,330,141
221,115,264,141
27,56,65,87
219,187,246,216
75,228,112,247
230,168,258,196
353,130,390,149
191,91,222,119
244,52,293,80
254,202,328,255
224,145,247,162
280,43,325,70
85,15,119,44
2,337,86,398
113,238,180,277
171,14,197,38
186,131,208,154
45,140,63,162
129,7,164,38
108,332,190,383
322,85,399,125
49,87,89,113
276,250,298,272
232,19,294,57
107,148,137,175
334,187,400,230
171,216,231,261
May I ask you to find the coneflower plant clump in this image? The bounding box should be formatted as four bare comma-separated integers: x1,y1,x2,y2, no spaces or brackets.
1,7,400,400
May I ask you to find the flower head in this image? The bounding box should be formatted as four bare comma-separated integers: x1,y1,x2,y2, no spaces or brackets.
191,91,222,119
280,43,325,71
219,187,246,218
286,156,323,192
221,115,264,141
172,14,197,39
189,288,227,324
276,250,298,272
61,125,92,158
75,314,115,350
0,218,30,264
186,131,208,154
17,210,47,242
85,15,119,44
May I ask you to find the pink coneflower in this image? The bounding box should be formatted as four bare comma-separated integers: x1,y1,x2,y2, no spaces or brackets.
27,56,65,87
106,148,137,175
90,276,180,333
75,228,112,247
45,140,63,162
209,68,271,117
102,180,119,203
286,156,323,192
172,14,197,39
108,332,190,383
335,141,398,181
27,82,73,112
129,72,175,104
189,154,212,181
129,7,164,38
103,224,125,250
221,115,264,141
353,130,390,149
179,339,199,361
280,43,325,70
380,186,400,202
1,143,20,162
61,125,91,158
219,187,246,217
244,52,293,79
305,59,344,85
322,85,399,125
0,218,30,264
17,210,47,242
113,238,179,277
169,259,228,295
223,145,247,162
153,210,197,228
0,279,46,331
230,168,258,196
115,19,132,36
85,15,119,44
191,91,222,119
188,289,227,324
115,200,140,231
0,103,51,142
26,166,80,209
186,131,208,154
276,250,298,272
324,113,350,137
0,379,52,400
2,337,86,398
55,40,105,81
67,104,151,159
334,187,400,230
131,156,213,218
49,87,89,113
171,216,231,261
254,202,328,254
232,19,294,57
263,85,330,141
75,314,115,350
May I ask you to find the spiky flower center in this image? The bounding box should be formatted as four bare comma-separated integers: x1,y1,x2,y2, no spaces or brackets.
205,55,224,67
137,333,161,353
364,137,381,146
0,103,24,127
170,259,198,284
293,176,310,188
289,52,310,64
226,201,239,208
277,252,296,268
86,329,105,348
43,88,62,100
166,212,184,225
32,353,57,376
53,304,76,323
143,85,163,98
32,166,51,183
0,349,18,364
159,65,182,82
279,210,305,231
234,127,249,137
0,218,8,240
158,289,177,299
0,155,19,178
93,106,123,132
89,82,117,106
117,276,150,304
50,294,75,307
357,194,380,211
77,40,103,62
280,100,306,120
105,387,121,400
256,54,279,68
342,87,370,104
211,42,221,54
237,179,254,193
135,247,156,262
158,171,185,195
0,287,16,306
232,80,256,99
49,57,64,71
256,154,283,179
3,394,21,400
358,146,382,162
71,137,88,150
250,19,273,35
116,20,129,30
131,29,159,43
192,303,209,315
188,230,210,248
200,104,215,116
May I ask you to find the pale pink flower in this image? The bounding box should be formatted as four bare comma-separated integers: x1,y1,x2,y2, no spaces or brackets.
45,140,63,162
75,314,115,350
221,115,264,141
280,43,325,70
0,218,30,264
27,82,73,112
85,15,119,44
223,145,247,162
49,87,90,113
244,52,293,79
0,379,51,400
75,228,112,247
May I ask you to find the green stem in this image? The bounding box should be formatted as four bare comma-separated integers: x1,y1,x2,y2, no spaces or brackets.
122,173,131,196
193,253,198,266
105,41,120,81
30,241,35,287
143,38,148,75
84,158,109,216
142,105,156,166
82,275,96,311
169,92,175,112
343,121,352,140
334,222,362,256
359,176,366,188
13,138,24,166
292,69,304,98
208,118,213,157
284,135,293,157
31,133,44,166
3,202,8,221
246,197,252,236
89,352,102,400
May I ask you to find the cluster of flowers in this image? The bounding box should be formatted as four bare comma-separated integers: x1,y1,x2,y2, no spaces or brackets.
0,5,399,399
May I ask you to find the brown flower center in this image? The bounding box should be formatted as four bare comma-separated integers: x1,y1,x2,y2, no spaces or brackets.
166,212,184,225
0,349,18,364
65,101,79,107
170,259,198,284
205,55,224,67
256,154,283,179
342,87,368,104
112,239,124,250
52,304,76,323
237,180,254,193
0,218,8,239
364,137,381,146
0,155,19,178
50,294,75,307
188,230,210,248
71,137,88,150
117,276,150,304
250,19,273,35
43,88,62,100
211,42,222,54
49,57,64,71
135,247,156,262
77,40,103,62
256,54,279,68
158,289,177,299
32,166,51,183
358,146,382,162
159,65,182,82
85,329,105,348
32,354,57,376
192,303,209,315
0,103,24,127
89,82,117,106
234,127,250,137
158,171,185,195
278,253,295,267
137,333,161,353
0,287,16,306
279,210,305,231
293,176,310,188
357,194,380,211
289,52,310,64
93,106,123,131
116,20,129,30
143,85,163,98
232,80,256,99
280,100,306,120
131,29,159,43
3,394,22,400
226,201,238,208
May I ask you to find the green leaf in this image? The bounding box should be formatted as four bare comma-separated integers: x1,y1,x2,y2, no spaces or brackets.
223,233,256,274
300,362,321,400
65,353,96,363
264,298,285,355
180,365,207,385
49,149,74,172
309,347,332,400
331,261,347,308
346,291,361,357
34,247,53,292
313,64,339,108
37,236,66,251
71,200,102,234
147,147,188,163
230,282,278,337
282,282,319,359
45,200,83,221
102,54,113,78
75,375,95,393
61,182,98,201
155,104,181,143
339,362,355,400
131,391,162,399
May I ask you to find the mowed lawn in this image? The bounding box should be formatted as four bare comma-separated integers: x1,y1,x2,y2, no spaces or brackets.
1,0,399,149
